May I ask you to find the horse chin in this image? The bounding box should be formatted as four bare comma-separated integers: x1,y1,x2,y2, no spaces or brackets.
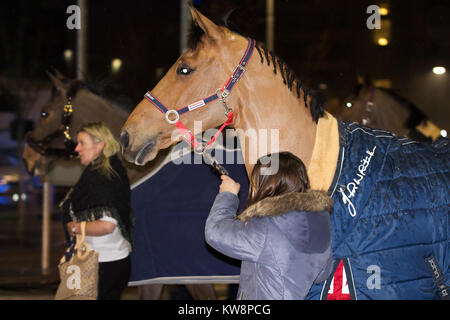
131,139,159,166
23,158,49,176
23,145,49,176
34,164,48,176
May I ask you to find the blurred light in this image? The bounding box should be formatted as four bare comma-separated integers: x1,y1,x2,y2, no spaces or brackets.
433,66,446,75
377,38,389,46
21,193,27,201
379,8,389,16
111,58,122,73
441,129,448,138
346,102,353,108
12,193,19,202
3,175,16,182
318,83,328,90
64,49,73,61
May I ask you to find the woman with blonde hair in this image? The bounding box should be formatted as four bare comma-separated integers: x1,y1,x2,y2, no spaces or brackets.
61,121,134,300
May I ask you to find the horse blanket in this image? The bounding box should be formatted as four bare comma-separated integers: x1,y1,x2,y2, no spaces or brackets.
307,121,449,300
128,144,249,285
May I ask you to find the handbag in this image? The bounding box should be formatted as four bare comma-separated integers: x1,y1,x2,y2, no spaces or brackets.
55,221,99,300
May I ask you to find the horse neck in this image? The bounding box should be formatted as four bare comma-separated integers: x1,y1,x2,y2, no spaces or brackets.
232,66,318,175
71,89,128,139
370,89,410,136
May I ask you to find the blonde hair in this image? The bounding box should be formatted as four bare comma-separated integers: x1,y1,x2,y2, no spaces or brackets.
77,122,121,179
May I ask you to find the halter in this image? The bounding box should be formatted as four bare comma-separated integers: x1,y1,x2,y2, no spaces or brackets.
360,86,375,126
26,97,77,158
143,38,256,175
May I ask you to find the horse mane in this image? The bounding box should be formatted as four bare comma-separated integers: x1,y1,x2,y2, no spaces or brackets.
254,43,326,123
378,88,428,128
188,21,326,123
51,78,131,115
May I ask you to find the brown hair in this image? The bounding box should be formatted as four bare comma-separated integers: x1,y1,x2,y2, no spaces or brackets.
246,152,310,207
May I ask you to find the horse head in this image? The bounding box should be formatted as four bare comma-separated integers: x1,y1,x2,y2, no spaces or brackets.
121,7,252,165
122,7,326,174
337,75,439,141
334,73,374,125
24,72,130,175
24,73,82,175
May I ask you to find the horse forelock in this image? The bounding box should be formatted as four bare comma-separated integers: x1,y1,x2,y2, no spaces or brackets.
353,84,364,97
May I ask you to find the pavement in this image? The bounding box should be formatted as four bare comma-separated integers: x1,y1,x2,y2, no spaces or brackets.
0,196,139,300
0,197,230,300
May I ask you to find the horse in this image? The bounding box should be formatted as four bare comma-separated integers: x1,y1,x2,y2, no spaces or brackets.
23,73,169,183
120,7,450,299
335,81,443,143
23,73,250,299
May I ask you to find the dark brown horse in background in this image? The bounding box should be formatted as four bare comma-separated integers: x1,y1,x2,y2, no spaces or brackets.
23,73,217,300
335,79,443,142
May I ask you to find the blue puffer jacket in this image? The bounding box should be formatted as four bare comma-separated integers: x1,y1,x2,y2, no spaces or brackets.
307,121,450,300
205,190,334,300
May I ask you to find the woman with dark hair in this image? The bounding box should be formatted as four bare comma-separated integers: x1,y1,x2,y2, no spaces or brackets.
205,152,334,300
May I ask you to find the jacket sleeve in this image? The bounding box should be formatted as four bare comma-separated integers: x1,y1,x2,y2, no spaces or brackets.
205,192,266,262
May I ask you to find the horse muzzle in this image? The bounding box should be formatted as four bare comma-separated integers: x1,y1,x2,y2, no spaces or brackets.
120,130,158,166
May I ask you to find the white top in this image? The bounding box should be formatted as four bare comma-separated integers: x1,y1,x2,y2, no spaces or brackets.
84,216,131,262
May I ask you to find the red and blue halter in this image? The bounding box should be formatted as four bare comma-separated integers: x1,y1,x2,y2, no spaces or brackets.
143,38,256,175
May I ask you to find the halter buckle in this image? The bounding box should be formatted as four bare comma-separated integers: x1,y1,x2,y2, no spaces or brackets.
231,64,246,80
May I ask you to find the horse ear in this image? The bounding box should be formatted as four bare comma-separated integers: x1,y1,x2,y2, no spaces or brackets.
357,74,364,85
46,71,67,95
189,6,223,40
357,73,372,87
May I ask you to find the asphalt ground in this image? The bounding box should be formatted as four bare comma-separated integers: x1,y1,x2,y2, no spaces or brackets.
0,199,231,300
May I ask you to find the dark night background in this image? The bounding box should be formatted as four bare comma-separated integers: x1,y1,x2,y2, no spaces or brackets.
0,0,449,300
0,0,449,131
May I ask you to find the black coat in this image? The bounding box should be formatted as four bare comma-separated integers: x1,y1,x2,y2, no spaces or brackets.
61,154,134,248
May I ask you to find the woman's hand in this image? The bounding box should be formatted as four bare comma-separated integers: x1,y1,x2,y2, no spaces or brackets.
67,221,78,237
219,175,240,195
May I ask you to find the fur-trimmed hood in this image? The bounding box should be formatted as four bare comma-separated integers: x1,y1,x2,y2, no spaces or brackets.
237,190,333,222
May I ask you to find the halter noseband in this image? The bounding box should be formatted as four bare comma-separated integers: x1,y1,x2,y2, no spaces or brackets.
360,86,375,126
143,38,256,175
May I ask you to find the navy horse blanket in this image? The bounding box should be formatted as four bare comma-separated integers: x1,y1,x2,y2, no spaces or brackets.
128,122,448,299
128,144,249,285
307,121,449,300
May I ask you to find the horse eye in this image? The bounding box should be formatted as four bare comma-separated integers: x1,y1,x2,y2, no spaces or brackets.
41,111,48,118
176,64,194,76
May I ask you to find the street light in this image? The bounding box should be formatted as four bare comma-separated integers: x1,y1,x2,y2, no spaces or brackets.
432,66,446,75
379,7,389,16
63,49,73,62
111,58,122,74
377,37,389,46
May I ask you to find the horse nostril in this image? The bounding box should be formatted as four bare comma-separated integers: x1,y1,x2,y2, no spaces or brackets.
120,130,130,150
